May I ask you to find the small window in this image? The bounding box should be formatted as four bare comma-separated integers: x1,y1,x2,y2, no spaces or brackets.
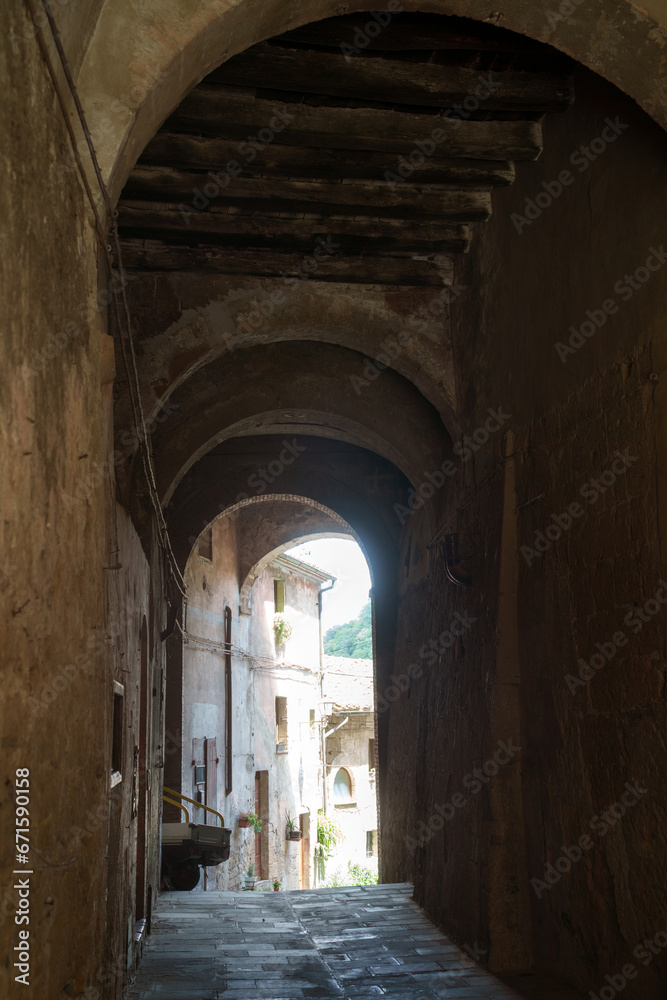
276,696,288,750
111,681,124,785
333,767,353,804
274,579,285,613
366,830,378,858
198,527,213,561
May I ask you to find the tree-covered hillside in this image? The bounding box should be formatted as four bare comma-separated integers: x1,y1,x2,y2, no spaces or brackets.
324,602,372,658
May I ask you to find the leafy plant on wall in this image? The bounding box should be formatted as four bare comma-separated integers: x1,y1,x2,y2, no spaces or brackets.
316,810,344,859
273,612,293,646
315,809,344,882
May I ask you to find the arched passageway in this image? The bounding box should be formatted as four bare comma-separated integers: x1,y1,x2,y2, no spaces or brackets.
2,4,667,1000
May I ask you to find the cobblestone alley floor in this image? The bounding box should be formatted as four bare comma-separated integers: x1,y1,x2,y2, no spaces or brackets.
125,883,585,1000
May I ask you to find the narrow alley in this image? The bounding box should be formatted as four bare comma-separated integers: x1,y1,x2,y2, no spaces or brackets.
126,885,584,1000
4,3,667,999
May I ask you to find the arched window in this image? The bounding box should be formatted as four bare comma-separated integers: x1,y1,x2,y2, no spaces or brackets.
333,767,353,804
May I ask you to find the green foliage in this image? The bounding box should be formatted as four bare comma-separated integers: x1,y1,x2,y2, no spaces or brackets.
246,863,255,877
322,861,378,888
246,811,262,833
285,812,297,832
316,810,344,860
273,612,293,646
323,602,372,658
347,863,378,886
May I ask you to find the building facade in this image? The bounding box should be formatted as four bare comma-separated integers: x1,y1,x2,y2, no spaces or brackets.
320,657,379,883
179,532,336,891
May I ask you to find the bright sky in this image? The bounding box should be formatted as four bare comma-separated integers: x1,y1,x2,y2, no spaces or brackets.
286,537,372,633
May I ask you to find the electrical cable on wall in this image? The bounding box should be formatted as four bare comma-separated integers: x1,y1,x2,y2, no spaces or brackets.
176,621,318,674
28,0,186,598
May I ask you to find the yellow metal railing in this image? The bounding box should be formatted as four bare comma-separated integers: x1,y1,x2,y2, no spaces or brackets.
163,787,224,827
162,794,190,822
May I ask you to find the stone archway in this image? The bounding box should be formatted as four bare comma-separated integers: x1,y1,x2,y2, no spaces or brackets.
71,0,667,201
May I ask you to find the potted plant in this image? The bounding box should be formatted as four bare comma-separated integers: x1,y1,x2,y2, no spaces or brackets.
239,811,262,832
286,813,302,841
273,612,293,647
242,863,258,890
272,879,281,892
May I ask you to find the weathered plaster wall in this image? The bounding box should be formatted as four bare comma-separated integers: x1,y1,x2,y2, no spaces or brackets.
180,513,257,890
1,5,166,998
382,66,667,996
325,711,378,877
0,4,108,997
180,526,328,891
250,561,324,890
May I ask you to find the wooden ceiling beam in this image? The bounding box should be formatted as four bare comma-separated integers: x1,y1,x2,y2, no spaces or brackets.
140,133,516,187
210,45,573,112
123,168,493,221
117,238,455,286
168,86,543,160
117,205,472,253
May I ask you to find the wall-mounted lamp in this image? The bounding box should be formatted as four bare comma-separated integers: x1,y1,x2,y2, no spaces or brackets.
318,698,335,718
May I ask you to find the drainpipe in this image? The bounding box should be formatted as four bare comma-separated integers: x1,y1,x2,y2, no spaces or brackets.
325,716,349,739
315,576,336,889
317,577,336,817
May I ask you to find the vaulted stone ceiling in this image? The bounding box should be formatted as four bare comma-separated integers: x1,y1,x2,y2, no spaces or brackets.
113,12,577,584
116,12,574,287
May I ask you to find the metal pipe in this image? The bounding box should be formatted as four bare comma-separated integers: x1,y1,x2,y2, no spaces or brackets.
324,716,349,739
162,794,190,822
317,577,336,819
163,786,224,827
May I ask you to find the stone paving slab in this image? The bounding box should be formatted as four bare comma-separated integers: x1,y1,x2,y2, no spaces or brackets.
125,884,584,1000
